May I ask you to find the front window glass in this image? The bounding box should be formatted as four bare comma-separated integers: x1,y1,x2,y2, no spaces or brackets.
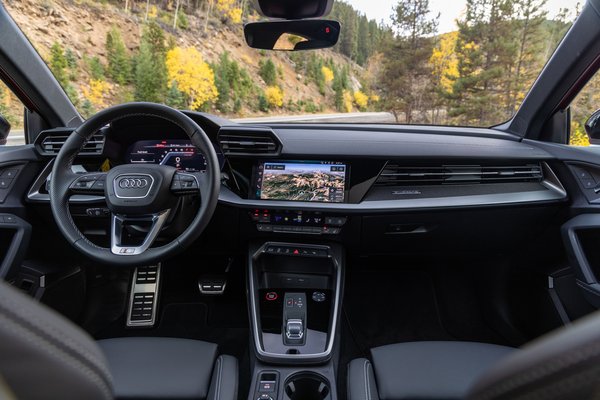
570,72,600,146
5,0,581,127
0,81,25,146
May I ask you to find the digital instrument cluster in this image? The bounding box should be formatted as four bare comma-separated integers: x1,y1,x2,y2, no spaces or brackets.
126,140,207,172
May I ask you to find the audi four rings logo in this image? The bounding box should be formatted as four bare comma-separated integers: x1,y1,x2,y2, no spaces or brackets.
118,177,148,189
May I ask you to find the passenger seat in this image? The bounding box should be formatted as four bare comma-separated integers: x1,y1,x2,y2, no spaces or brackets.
348,311,600,399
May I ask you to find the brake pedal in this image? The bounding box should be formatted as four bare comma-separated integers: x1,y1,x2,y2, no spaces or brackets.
127,264,161,327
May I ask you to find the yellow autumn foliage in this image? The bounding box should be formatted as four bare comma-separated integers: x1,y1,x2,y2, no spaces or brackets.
343,91,353,113
430,31,459,94
570,120,591,146
83,79,111,108
370,94,380,103
148,5,158,19
321,66,334,83
216,0,242,24
353,90,368,110
265,86,283,108
166,47,218,110
2,86,11,107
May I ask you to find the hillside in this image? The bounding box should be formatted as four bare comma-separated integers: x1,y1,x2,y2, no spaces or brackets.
4,0,370,119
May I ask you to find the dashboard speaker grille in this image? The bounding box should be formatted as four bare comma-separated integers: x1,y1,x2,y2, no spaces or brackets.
376,162,544,186
218,127,281,156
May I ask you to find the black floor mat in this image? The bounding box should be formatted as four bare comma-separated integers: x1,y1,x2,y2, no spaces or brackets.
343,268,453,356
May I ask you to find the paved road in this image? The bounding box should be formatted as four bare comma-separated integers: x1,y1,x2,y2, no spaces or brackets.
233,112,396,124
7,130,25,146
4,112,396,146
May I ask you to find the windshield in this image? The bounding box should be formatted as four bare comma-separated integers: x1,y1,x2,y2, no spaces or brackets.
5,0,581,126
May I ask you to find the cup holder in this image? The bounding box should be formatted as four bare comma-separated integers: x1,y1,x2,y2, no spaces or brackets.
284,372,331,400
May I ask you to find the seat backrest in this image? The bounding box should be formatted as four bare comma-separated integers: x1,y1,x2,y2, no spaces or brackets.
0,278,113,400
468,310,600,400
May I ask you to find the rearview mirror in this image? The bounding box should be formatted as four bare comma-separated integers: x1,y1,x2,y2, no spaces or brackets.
0,115,10,146
585,109,600,145
252,0,333,19
244,20,340,51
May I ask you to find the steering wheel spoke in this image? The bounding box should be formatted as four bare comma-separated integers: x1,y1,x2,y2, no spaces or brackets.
69,172,107,195
111,210,170,255
170,171,209,196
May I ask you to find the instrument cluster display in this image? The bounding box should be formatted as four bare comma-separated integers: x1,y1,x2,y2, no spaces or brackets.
126,140,207,172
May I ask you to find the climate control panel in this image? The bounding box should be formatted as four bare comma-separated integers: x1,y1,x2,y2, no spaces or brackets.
249,209,347,235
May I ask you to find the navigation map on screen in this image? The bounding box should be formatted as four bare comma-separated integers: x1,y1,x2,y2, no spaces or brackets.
255,161,347,203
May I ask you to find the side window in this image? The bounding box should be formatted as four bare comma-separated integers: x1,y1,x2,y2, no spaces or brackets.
570,72,600,146
0,81,26,146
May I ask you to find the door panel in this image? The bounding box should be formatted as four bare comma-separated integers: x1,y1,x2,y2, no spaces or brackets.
0,145,42,279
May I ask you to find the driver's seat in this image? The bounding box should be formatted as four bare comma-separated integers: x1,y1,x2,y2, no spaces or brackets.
0,278,238,400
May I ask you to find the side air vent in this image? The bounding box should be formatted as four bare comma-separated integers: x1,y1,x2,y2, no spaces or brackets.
218,126,281,156
375,162,543,186
36,128,105,156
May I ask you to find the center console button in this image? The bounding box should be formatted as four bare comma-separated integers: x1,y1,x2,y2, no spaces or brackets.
312,292,326,302
257,395,273,400
265,292,278,301
259,381,276,393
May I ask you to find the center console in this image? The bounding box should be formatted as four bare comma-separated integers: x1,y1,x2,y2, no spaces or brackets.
247,241,343,400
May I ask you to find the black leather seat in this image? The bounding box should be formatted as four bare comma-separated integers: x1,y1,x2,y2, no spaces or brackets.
0,279,237,400
348,342,513,400
99,337,237,400
348,311,600,400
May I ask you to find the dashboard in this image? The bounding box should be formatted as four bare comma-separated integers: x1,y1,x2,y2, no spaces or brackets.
126,140,207,172
26,111,575,254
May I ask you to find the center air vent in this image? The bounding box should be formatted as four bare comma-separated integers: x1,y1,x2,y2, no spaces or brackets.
218,127,281,156
376,162,543,186
37,129,105,156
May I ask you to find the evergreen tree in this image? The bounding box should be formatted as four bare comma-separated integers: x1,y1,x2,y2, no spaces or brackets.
258,58,277,86
106,27,131,85
380,0,439,123
87,56,105,80
449,0,518,125
333,66,350,111
166,82,186,109
134,22,168,102
503,0,548,114
65,48,78,81
356,15,370,66
49,42,69,87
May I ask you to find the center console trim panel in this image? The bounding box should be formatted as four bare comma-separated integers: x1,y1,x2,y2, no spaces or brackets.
248,242,343,364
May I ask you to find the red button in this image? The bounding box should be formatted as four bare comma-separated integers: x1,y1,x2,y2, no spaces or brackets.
265,292,278,301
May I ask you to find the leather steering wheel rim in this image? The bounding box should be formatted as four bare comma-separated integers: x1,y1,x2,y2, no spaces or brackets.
49,102,220,267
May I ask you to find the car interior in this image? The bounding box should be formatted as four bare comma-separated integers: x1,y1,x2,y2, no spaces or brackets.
1,0,600,399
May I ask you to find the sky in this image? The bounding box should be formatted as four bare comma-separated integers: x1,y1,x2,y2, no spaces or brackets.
345,0,582,33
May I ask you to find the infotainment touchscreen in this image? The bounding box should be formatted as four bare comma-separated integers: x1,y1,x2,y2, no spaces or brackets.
253,161,347,203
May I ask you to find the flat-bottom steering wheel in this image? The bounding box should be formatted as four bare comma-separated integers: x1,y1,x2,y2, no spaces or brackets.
50,103,220,266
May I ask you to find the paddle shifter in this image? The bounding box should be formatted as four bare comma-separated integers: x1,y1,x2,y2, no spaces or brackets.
283,292,307,346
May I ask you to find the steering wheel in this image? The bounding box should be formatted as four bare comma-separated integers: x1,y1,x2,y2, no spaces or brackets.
49,103,220,266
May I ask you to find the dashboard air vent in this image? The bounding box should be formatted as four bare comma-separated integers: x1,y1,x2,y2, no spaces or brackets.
38,129,105,156
218,127,281,156
376,162,543,186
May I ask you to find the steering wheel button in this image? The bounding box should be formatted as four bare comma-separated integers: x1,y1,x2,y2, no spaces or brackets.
91,180,105,190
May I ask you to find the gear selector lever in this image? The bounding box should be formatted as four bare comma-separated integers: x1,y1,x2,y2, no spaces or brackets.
283,292,307,346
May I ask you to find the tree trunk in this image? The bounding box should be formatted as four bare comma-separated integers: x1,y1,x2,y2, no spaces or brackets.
204,0,213,33
173,0,180,29
145,0,150,21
